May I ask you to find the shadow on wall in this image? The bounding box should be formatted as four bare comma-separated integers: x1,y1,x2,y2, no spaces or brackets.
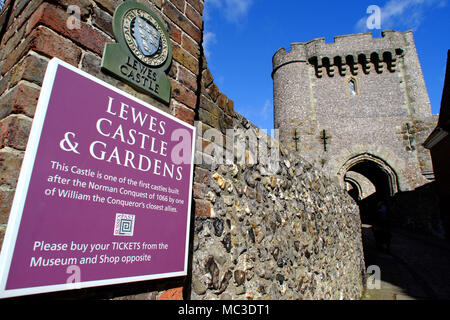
357,182,444,239
390,182,444,239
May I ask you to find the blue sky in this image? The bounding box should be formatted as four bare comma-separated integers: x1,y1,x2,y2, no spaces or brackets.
203,0,450,130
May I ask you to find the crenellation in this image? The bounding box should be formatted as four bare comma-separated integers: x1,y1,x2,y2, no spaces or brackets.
333,32,373,44
309,50,401,78
273,29,436,197
273,30,412,78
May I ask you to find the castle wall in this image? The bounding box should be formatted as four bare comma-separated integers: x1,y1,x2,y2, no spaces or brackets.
192,65,365,299
273,31,436,193
272,59,315,154
312,58,426,191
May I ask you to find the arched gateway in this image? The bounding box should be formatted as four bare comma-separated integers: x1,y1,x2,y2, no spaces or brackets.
338,153,399,199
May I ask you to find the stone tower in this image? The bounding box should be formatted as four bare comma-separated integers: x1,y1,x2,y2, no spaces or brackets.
272,30,437,198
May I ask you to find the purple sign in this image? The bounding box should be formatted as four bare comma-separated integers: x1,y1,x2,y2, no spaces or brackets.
0,58,195,298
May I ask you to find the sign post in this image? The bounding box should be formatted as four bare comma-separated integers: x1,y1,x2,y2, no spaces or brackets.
0,58,195,298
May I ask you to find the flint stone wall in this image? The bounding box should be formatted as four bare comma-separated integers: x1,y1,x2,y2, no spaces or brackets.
191,111,366,300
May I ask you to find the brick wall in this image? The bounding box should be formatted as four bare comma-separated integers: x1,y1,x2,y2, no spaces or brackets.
193,59,235,218
0,0,204,300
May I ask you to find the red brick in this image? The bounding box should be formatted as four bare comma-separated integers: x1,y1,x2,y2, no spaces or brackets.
158,287,183,300
0,13,6,28
0,82,40,119
195,199,212,217
194,166,211,184
225,98,234,116
162,0,202,43
92,0,124,15
171,80,197,109
206,83,219,102
169,0,186,13
5,0,43,33
92,6,114,38
0,19,26,62
173,102,195,125
178,65,198,92
9,53,49,87
0,114,32,151
182,33,200,59
217,93,228,112
2,40,28,75
53,0,93,19
168,61,178,80
186,0,204,15
172,43,199,75
26,2,111,55
151,0,163,9
28,27,81,64
167,22,182,45
0,71,12,96
202,69,213,88
2,26,81,74
186,3,202,29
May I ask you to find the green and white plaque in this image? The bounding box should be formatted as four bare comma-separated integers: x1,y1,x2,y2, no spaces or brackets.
102,1,172,104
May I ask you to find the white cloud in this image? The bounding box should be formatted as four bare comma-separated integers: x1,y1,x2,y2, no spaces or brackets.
203,31,217,59
262,99,271,120
355,0,447,32
235,99,272,125
205,0,254,24
203,0,253,58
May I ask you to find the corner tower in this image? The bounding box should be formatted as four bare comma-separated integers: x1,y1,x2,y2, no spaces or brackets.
272,30,436,194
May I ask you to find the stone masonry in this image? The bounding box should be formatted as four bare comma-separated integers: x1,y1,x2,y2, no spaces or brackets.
190,60,365,300
272,31,437,194
192,108,365,300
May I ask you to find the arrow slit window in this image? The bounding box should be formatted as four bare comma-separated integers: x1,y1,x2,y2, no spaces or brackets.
349,78,357,97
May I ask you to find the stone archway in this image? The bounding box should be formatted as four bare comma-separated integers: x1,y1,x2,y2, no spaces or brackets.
345,175,363,201
338,153,399,198
338,153,400,267
345,171,377,202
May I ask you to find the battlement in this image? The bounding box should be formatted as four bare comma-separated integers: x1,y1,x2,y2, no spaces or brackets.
273,30,413,77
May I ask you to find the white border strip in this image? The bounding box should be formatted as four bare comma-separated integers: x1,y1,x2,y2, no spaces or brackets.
0,58,196,299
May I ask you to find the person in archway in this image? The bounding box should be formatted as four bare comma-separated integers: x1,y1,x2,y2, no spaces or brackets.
373,200,392,253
